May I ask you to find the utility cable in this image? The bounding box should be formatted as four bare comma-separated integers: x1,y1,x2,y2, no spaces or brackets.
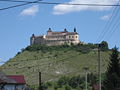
0,0,41,10
0,0,120,6
104,2,120,41
96,0,120,43
0,0,120,11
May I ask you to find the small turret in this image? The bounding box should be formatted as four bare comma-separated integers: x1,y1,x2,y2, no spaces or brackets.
47,28,52,32
74,28,76,32
47,28,52,35
64,28,68,32
30,34,35,45
32,34,35,37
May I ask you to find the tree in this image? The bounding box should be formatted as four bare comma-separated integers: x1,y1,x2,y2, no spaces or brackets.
65,84,71,90
103,47,120,90
87,73,97,85
57,76,69,87
100,41,109,51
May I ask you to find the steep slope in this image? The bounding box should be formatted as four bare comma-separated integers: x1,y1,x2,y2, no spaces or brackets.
0,45,110,85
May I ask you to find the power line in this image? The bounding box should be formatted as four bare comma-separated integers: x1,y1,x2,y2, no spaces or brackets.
1,0,120,6
106,16,120,41
96,0,120,43
0,0,46,3
104,1,120,41
38,2,120,6
0,0,36,3
96,7,116,43
0,0,41,10
0,0,120,11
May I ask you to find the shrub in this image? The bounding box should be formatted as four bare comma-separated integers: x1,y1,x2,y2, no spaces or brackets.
65,84,71,90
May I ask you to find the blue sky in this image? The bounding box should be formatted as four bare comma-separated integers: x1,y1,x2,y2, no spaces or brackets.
0,0,120,62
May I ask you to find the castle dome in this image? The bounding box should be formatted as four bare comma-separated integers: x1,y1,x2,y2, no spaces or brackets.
47,28,52,32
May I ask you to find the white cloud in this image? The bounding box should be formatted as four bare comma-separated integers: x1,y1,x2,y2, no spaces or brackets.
20,5,39,16
53,0,119,15
100,14,111,20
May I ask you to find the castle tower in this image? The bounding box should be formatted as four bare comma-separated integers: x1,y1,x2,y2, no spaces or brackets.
47,28,52,35
74,28,76,32
64,28,68,32
30,34,35,45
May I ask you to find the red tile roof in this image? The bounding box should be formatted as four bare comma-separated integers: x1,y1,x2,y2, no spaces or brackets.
7,75,26,84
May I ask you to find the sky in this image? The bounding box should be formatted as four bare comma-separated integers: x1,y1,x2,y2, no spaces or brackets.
0,0,120,63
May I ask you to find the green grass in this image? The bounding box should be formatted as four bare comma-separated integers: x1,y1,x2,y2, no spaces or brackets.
48,87,77,90
0,47,111,85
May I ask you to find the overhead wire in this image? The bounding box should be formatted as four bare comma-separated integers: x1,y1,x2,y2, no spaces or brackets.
0,0,40,3
105,1,120,41
0,0,120,11
0,0,120,6
96,7,116,43
96,0,120,43
0,0,41,10
32,1,120,6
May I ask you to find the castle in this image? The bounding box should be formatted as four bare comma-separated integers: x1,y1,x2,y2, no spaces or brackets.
30,28,80,46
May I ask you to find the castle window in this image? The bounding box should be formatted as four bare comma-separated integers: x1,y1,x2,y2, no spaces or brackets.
69,36,71,38
72,36,74,38
76,36,77,38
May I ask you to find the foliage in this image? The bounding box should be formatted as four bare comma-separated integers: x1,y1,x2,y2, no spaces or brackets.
24,42,107,54
41,83,48,90
56,74,97,90
65,84,71,90
54,83,59,90
87,73,97,85
103,47,120,90
1,41,111,85
29,85,39,90
57,76,70,87
45,82,53,87
68,75,84,88
100,41,109,51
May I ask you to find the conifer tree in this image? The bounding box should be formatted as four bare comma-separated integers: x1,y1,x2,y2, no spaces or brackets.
103,47,120,90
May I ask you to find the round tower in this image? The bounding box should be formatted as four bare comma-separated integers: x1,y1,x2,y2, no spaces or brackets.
47,28,52,35
74,28,76,32
30,34,35,45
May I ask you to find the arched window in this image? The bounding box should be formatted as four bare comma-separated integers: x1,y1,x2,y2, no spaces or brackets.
69,36,71,38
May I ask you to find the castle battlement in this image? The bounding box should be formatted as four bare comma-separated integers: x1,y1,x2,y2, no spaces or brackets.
30,28,80,46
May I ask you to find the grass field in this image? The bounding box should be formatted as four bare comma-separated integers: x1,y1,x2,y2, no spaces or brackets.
0,46,111,85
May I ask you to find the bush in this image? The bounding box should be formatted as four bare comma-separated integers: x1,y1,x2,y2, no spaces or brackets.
68,75,84,88
25,42,109,54
41,83,48,90
100,41,109,51
54,83,59,90
65,84,71,90
57,76,70,87
45,82,52,87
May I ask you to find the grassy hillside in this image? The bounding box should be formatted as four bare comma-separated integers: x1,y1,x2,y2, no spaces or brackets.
0,44,111,86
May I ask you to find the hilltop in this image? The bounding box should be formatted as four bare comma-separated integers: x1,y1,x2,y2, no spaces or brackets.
0,42,110,86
